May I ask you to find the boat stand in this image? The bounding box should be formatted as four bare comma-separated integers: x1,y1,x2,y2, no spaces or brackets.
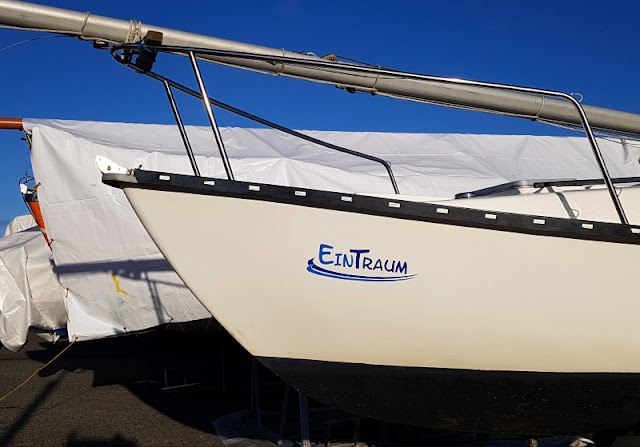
250,358,262,429
276,383,367,447
247,357,370,446
249,358,309,446
161,367,201,391
277,384,311,447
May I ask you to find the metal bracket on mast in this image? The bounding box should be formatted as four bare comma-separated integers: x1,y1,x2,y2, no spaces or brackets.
134,31,163,72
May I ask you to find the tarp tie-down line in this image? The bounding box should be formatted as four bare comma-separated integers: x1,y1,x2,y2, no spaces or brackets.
0,338,77,404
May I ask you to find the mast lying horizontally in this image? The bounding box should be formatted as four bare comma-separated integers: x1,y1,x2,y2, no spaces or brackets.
1,0,640,137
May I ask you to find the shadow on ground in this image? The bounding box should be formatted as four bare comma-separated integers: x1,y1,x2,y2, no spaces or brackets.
0,322,260,446
2,325,634,447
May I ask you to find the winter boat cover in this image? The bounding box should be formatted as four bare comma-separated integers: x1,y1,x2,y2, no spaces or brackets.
0,218,66,351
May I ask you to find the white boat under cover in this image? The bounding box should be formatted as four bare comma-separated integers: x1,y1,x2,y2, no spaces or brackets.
0,216,66,351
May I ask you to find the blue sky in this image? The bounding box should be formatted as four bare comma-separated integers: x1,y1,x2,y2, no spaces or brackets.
1,1,639,234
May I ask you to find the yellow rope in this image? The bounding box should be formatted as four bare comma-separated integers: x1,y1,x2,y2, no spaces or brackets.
0,338,77,404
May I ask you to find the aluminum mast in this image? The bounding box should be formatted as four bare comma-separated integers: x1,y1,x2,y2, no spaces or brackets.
1,0,640,137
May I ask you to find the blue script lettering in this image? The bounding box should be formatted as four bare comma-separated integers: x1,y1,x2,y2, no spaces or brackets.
349,249,370,268
395,261,408,274
319,244,334,265
310,244,413,280
384,260,395,272
343,254,354,268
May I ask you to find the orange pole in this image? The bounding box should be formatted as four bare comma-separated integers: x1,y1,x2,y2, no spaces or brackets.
0,117,23,130
26,201,51,246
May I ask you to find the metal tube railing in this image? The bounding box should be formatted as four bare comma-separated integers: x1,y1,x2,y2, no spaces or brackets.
188,51,234,181
112,45,399,193
154,70,399,193
162,80,200,176
562,93,627,224
111,44,628,223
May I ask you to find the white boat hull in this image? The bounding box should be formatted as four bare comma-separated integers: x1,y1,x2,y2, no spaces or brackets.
106,171,640,434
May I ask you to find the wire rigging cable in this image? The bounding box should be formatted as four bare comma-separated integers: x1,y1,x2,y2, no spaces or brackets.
0,34,72,54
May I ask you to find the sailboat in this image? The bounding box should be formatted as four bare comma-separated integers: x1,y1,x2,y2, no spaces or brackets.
3,0,640,436
101,47,640,436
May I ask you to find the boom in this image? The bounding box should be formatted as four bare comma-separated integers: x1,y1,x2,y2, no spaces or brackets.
1,0,640,137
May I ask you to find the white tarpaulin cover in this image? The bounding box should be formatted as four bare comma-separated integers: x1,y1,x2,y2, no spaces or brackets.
3,214,36,236
18,118,640,344
0,219,66,351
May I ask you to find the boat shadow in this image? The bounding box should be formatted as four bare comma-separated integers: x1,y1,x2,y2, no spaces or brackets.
53,258,201,329
21,328,254,441
16,331,630,447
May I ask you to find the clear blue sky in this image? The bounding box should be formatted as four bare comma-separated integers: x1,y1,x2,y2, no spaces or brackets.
1,0,639,233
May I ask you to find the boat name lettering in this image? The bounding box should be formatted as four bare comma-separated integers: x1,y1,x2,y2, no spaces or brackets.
307,244,417,282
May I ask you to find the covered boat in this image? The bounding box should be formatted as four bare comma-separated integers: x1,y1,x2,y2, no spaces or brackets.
0,118,215,349
0,214,66,351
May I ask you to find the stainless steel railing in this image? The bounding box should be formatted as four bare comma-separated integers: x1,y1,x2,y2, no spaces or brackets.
111,43,400,194
111,42,627,224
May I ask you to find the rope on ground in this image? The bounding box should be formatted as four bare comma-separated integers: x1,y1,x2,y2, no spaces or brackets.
0,338,77,404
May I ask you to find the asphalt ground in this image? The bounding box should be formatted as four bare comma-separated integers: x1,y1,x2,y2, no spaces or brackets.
0,328,629,447
0,326,254,447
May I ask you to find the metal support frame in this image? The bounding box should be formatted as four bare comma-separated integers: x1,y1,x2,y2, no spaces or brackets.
299,392,311,447
277,383,311,447
162,80,200,176
250,357,261,429
278,383,291,446
188,51,235,181
112,43,628,224
112,45,399,194
150,69,398,193
567,94,628,224
456,175,640,199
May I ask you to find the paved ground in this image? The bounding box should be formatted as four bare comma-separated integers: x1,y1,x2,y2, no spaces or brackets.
1,329,633,447
0,327,253,446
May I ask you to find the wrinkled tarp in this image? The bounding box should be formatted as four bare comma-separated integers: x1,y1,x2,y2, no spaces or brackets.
4,214,36,236
20,119,640,343
0,217,66,351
